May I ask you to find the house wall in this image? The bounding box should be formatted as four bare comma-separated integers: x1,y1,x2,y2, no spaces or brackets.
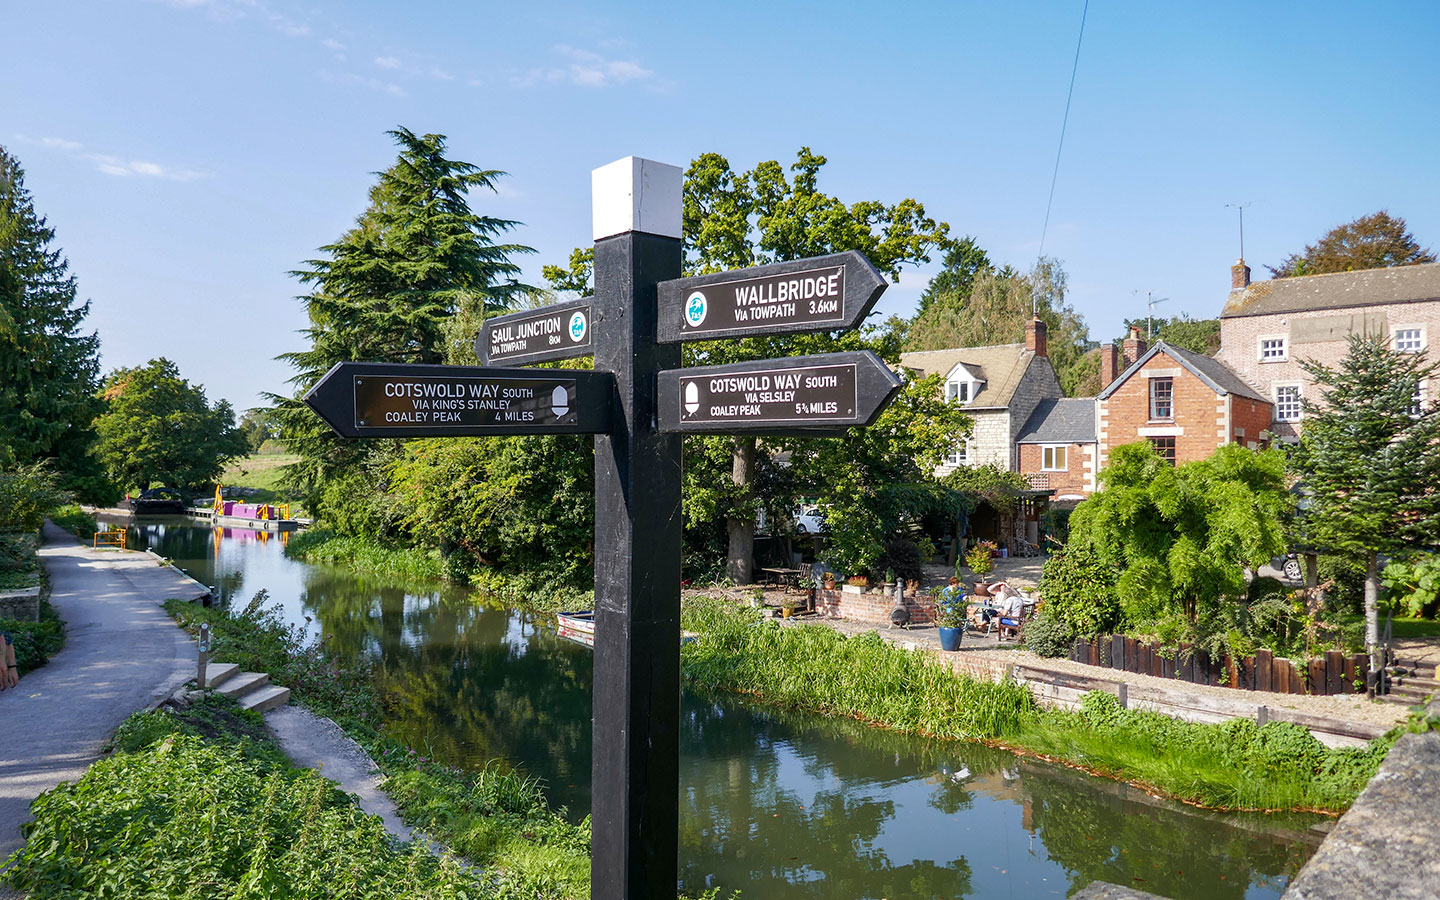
1218,299,1440,438
1098,350,1228,467
1007,358,1064,452
1017,441,1095,497
1229,394,1274,448
938,408,1011,475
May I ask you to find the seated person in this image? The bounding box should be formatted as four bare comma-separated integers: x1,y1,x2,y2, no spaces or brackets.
994,585,1026,640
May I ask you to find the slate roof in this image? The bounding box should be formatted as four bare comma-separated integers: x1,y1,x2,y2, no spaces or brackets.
1016,398,1096,444
898,343,1036,410
1222,263,1440,318
1097,341,1268,404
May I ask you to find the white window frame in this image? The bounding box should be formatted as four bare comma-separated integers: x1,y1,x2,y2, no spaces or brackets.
944,439,969,467
1148,376,1174,421
1411,378,1427,417
1274,383,1303,423
945,380,969,403
1041,444,1068,472
1258,335,1288,362
1394,325,1426,353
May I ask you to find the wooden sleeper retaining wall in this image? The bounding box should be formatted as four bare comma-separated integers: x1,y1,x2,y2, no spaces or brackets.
1069,636,1367,697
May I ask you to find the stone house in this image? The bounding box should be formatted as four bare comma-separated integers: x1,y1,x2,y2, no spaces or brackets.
1217,260,1440,440
1096,331,1272,468
898,318,1063,474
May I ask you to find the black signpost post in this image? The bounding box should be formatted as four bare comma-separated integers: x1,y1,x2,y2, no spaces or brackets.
306,156,896,900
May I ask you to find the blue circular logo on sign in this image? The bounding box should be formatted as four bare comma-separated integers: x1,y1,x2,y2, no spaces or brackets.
569,311,587,343
685,291,707,327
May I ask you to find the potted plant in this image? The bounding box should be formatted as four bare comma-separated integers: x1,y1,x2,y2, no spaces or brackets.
780,597,800,619
966,541,995,594
749,587,766,609
934,587,966,651
821,570,836,590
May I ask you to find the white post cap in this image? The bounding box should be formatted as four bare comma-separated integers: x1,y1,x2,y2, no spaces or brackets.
592,156,683,241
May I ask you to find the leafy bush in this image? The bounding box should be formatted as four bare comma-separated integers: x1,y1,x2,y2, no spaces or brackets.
1319,555,1368,616
1039,543,1123,637
873,537,927,584
0,464,69,531
1023,609,1075,658
3,732,480,898
2,600,65,674
1382,555,1440,618
964,541,994,578
285,530,444,583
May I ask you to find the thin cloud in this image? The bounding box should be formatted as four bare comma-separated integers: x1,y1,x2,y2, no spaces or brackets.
318,69,406,98
147,0,309,38
374,56,402,69
512,44,654,88
15,134,213,181
370,54,455,82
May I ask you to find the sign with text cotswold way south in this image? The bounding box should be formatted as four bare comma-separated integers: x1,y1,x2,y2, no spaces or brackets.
305,156,900,900
656,250,886,342
478,296,594,365
657,351,900,434
304,362,612,438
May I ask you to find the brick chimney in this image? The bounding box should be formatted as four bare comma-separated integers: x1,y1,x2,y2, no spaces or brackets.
1100,342,1120,389
1231,258,1251,290
1025,316,1048,357
1122,326,1148,368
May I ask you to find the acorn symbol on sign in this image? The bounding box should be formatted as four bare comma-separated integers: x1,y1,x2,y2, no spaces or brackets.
551,385,570,418
683,381,700,416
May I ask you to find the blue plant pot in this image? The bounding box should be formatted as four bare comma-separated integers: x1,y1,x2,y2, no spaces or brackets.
938,626,962,651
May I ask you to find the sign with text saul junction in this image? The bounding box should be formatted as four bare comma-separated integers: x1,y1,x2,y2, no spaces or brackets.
656,250,887,342
303,362,612,438
479,296,594,365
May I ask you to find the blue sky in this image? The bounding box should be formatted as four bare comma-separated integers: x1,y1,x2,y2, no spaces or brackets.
4,0,1438,410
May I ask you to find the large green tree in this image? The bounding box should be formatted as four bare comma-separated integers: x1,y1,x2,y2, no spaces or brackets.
0,146,106,496
1066,442,1292,628
1267,210,1435,278
905,257,1098,395
274,128,536,515
546,149,958,582
94,358,248,491
1288,333,1440,686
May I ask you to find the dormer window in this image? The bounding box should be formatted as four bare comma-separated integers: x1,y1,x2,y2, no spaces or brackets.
945,381,969,403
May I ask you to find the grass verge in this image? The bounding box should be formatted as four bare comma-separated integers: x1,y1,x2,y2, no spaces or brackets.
285,529,446,582
165,595,592,898
680,593,1400,814
1390,616,1440,639
3,695,482,898
48,504,97,542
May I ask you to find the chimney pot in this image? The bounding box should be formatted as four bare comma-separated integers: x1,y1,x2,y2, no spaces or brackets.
1231,258,1251,290
1101,342,1121,389
1025,316,1048,357
1123,329,1149,368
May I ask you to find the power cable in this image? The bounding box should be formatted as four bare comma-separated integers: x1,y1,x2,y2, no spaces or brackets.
1037,0,1090,264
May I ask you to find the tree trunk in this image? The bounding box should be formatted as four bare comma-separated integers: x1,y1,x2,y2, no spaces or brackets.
1365,550,1382,695
725,436,756,584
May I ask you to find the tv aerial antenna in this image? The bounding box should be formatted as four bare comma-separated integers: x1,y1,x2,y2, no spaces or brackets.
1133,289,1170,339
1225,202,1253,259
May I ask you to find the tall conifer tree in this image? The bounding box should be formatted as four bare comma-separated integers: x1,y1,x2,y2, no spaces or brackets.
0,146,105,495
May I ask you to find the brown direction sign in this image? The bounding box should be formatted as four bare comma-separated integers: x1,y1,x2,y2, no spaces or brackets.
478,297,593,365
304,362,613,438
656,251,887,343
656,351,901,434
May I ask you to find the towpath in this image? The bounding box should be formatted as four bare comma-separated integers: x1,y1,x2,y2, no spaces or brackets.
0,523,206,868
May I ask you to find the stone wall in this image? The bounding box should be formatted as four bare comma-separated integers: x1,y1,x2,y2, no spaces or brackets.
0,586,41,622
1218,299,1440,440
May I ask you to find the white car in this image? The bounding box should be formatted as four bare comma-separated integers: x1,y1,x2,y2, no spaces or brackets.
794,506,826,534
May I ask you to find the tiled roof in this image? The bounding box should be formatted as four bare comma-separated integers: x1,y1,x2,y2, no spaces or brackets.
898,343,1035,409
1016,398,1096,444
1097,341,1268,404
1222,263,1440,318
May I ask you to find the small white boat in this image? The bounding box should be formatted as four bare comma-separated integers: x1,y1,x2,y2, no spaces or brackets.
554,611,698,649
556,611,596,647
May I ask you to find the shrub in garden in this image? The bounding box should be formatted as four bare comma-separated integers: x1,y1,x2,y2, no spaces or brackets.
873,537,927,584
1038,543,1122,637
1023,609,1075,658
0,464,69,531
1381,555,1440,618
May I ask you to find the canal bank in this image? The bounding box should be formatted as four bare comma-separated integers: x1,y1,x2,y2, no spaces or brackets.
0,522,207,863
113,515,1333,899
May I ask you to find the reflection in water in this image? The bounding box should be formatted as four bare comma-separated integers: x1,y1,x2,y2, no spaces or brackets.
118,517,1318,900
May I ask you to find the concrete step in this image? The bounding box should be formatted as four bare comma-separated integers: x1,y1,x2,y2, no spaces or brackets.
239,684,290,713
1382,684,1438,704
202,662,240,689
1391,675,1440,691
216,671,269,700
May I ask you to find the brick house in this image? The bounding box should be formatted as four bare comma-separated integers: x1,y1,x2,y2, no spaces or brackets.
1217,260,1440,440
899,318,1063,473
1096,331,1272,468
1015,398,1097,499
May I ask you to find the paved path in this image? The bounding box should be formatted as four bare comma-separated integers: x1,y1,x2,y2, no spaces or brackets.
0,523,206,866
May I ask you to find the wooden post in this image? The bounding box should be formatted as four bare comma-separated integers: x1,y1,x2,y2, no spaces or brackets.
589,157,684,900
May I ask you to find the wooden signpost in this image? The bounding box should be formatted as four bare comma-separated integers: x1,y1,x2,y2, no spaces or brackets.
307,156,895,900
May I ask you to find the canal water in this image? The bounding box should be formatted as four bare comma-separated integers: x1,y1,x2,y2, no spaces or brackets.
114,516,1320,899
